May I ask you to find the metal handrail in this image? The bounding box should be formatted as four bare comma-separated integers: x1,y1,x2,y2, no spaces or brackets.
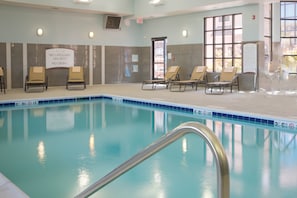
75,122,230,198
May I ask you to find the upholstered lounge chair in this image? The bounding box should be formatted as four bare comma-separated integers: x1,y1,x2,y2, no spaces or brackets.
142,65,181,90
205,66,238,94
170,66,207,91
25,66,48,92
0,66,5,94
66,66,86,89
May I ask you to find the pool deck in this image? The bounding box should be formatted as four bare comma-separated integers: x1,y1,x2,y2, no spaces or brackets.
0,83,297,197
0,173,29,198
0,83,296,120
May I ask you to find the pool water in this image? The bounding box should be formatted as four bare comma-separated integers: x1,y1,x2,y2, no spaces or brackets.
0,99,296,198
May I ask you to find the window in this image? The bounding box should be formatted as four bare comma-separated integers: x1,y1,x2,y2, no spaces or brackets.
264,3,272,63
281,1,297,72
204,14,242,72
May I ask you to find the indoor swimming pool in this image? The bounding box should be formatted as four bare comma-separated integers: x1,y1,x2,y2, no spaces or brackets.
0,96,296,198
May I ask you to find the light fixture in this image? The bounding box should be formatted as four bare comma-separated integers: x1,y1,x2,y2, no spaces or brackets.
88,31,94,39
74,0,93,4
36,28,43,36
182,29,188,37
149,0,164,6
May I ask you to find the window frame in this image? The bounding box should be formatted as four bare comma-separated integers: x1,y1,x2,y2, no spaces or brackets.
280,1,297,72
264,3,272,62
204,13,243,73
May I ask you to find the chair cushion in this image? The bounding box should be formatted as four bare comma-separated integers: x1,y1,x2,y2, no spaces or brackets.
0,67,4,76
29,67,45,81
69,67,84,81
196,66,205,72
72,66,81,73
168,66,179,72
33,67,43,73
224,67,234,72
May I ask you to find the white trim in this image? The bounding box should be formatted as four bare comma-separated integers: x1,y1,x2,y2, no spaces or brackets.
23,43,27,88
101,45,105,84
89,45,93,86
6,43,11,90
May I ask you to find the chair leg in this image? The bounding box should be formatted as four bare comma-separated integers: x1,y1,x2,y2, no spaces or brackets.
0,78,5,94
45,77,48,90
152,83,156,89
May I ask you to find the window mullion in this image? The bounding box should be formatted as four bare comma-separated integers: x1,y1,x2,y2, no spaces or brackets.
213,17,215,72
231,14,234,67
204,13,242,72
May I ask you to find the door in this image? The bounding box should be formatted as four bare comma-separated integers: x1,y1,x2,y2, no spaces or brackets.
152,37,167,80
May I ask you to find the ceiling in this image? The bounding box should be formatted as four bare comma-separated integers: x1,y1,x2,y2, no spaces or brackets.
0,0,268,19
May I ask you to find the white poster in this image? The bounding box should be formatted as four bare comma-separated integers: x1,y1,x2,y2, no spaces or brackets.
243,43,257,73
46,48,74,69
132,54,138,62
133,65,138,72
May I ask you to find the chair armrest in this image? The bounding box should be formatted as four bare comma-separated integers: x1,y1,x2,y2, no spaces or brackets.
232,74,239,82
214,74,220,81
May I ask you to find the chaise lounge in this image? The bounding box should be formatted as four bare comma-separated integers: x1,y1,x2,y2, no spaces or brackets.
169,66,207,92
205,66,238,94
0,66,5,94
66,66,86,90
24,66,48,92
142,65,181,90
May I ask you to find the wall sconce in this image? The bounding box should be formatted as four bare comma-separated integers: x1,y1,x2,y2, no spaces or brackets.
88,31,94,39
36,28,43,36
182,29,188,38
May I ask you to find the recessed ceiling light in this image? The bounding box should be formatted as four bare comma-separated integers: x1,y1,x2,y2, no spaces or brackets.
149,0,164,6
73,0,93,4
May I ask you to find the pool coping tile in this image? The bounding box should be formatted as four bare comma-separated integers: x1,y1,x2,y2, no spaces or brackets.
0,94,296,132
0,173,29,198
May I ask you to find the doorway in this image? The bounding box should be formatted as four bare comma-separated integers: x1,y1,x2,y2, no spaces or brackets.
151,37,167,80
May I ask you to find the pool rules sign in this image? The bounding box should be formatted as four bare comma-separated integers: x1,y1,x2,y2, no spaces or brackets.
46,48,74,69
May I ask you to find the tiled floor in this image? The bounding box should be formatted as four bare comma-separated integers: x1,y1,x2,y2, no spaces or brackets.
0,83,297,197
0,83,296,120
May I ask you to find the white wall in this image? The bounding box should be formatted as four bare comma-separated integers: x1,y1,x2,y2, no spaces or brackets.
141,4,261,46
0,5,143,46
134,0,259,19
0,4,262,46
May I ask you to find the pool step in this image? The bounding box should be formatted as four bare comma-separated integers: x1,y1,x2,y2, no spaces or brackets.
0,172,29,198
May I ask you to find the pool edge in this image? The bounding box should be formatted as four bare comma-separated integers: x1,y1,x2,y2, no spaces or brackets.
0,93,296,132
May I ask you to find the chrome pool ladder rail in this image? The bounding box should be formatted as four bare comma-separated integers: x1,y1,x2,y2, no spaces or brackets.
75,122,230,198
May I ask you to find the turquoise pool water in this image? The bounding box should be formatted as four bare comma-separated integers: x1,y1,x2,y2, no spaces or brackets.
0,98,296,198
